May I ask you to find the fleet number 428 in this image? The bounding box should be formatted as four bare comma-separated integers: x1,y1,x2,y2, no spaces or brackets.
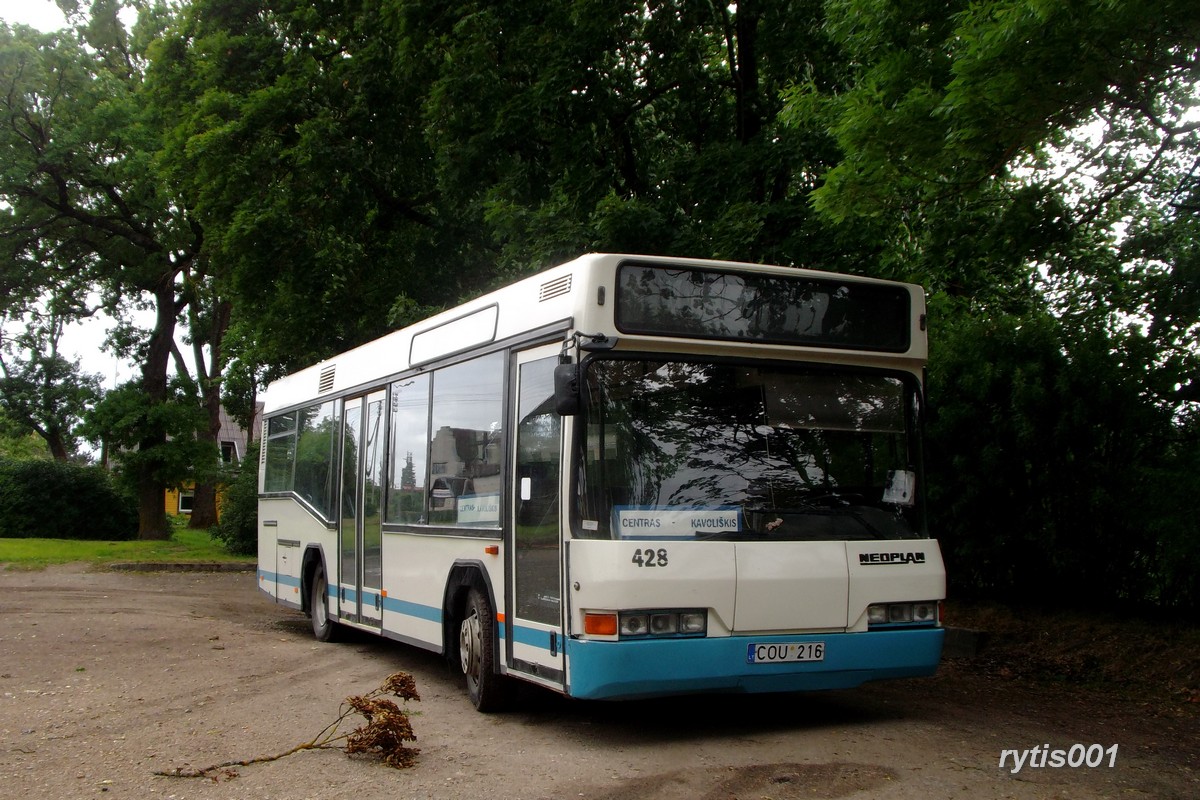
631,548,668,567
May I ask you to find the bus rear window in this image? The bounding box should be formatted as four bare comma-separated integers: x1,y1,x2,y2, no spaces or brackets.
616,263,911,352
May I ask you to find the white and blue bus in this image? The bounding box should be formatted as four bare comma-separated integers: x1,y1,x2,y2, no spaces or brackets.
257,253,945,710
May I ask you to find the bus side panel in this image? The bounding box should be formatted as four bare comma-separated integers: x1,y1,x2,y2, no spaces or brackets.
379,532,505,657
257,497,334,607
275,539,302,609
257,497,281,601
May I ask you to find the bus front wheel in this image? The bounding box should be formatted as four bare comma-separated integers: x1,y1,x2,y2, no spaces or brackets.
459,586,513,712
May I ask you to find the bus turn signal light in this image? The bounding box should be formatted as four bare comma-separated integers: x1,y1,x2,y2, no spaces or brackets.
584,612,618,636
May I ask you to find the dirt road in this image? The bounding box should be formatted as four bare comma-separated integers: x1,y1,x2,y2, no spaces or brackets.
0,565,1194,799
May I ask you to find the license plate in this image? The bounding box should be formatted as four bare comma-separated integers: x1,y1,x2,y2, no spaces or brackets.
747,642,825,664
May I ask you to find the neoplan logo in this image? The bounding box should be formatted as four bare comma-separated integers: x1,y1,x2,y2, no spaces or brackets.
859,551,926,565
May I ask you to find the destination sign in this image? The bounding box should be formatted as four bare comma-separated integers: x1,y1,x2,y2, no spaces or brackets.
613,507,741,538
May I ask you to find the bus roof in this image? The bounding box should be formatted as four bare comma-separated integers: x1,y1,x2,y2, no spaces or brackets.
261,253,926,415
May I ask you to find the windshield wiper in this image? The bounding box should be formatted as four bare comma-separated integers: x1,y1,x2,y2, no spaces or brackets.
744,502,890,539
797,491,867,508
691,529,766,541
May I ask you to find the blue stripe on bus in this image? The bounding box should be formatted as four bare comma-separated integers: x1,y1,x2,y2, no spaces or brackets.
381,595,442,623
259,570,443,624
258,569,301,589
564,628,944,701
510,623,558,649
259,570,554,650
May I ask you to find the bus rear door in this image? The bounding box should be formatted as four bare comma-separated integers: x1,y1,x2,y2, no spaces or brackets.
338,391,385,628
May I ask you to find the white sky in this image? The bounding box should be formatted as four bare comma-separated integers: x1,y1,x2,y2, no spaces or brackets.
0,0,67,32
58,309,144,389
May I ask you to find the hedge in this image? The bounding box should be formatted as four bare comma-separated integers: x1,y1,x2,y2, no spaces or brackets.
0,459,138,540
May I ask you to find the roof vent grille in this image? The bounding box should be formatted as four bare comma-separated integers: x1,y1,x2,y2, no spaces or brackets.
539,275,572,302
318,364,336,394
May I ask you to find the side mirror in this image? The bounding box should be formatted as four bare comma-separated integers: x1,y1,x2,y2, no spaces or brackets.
554,363,580,416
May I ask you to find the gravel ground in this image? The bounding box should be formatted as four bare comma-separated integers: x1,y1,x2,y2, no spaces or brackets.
0,564,1196,799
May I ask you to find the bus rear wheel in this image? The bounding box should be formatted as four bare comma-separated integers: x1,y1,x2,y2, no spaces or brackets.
310,566,342,643
459,586,513,712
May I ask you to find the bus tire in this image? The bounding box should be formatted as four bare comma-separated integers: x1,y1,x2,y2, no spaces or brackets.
459,586,513,712
310,565,342,643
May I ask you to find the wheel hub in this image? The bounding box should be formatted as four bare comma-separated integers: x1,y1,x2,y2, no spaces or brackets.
460,610,481,679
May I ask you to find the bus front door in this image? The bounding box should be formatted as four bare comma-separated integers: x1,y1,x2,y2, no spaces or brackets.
508,347,565,687
338,391,385,628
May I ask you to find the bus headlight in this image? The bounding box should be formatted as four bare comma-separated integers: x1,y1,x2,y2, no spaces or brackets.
867,601,940,628
620,613,649,636
912,602,938,623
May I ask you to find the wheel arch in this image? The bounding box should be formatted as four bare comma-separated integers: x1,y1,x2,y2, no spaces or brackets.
300,545,330,616
442,560,502,666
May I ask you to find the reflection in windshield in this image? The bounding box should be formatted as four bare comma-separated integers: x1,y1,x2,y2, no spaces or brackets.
576,359,923,541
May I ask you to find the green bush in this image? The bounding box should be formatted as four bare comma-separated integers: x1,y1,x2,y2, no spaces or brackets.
212,442,258,556
927,311,1200,613
0,459,137,539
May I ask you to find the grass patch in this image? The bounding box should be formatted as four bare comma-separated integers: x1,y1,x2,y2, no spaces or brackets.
0,524,255,570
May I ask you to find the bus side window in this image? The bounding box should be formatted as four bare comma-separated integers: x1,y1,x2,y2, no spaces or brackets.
387,374,431,525
263,412,298,493
294,401,338,519
427,352,504,527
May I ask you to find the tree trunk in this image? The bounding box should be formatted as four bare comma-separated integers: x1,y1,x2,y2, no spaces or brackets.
137,477,171,540
46,431,70,462
189,482,220,529
188,298,231,530
187,386,223,529
734,0,762,147
135,275,178,541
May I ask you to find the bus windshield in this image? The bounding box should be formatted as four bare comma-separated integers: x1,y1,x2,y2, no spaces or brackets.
576,358,924,541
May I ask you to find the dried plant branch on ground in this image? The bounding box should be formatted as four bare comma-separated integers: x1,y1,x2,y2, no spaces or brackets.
154,671,420,780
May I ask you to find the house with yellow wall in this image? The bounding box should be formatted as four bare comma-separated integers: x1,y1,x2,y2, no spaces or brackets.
165,405,258,518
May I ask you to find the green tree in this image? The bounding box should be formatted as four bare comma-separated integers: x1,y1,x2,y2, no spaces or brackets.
0,313,101,461
25,0,1187,606
80,379,218,517
410,0,864,273
144,0,467,380
0,9,232,537
785,0,1200,608
155,0,880,386
0,409,53,461
212,440,258,555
